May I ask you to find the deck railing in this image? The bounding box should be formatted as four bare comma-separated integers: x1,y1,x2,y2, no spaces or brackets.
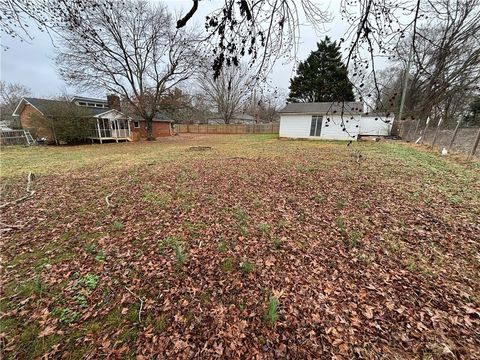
89,128,131,138
0,130,29,145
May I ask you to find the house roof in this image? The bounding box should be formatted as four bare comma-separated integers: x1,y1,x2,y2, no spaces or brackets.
279,102,364,115
207,113,255,121
71,96,107,104
13,97,112,117
131,112,173,123
233,113,254,121
13,97,173,122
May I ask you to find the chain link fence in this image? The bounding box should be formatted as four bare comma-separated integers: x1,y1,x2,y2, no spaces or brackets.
399,119,480,159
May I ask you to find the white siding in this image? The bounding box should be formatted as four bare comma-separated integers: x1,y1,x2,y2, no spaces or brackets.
359,115,393,136
321,115,360,140
279,114,360,140
279,114,312,138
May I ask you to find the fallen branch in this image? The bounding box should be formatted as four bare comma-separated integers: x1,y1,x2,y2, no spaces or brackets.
0,222,25,229
124,286,144,323
0,172,35,209
0,221,26,233
105,190,116,208
356,152,365,164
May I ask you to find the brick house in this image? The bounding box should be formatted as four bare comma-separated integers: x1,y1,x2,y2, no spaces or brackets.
130,113,173,140
13,95,172,143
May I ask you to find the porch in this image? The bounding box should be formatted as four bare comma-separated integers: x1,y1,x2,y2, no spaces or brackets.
89,115,132,143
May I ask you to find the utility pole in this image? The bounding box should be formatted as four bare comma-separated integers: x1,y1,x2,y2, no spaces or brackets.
252,88,258,124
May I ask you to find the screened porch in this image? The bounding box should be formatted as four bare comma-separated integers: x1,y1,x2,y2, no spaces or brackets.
89,116,131,143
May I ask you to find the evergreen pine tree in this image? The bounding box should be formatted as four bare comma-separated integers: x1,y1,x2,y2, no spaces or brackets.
288,37,355,103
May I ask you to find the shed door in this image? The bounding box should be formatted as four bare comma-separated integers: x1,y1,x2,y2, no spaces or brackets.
310,116,323,137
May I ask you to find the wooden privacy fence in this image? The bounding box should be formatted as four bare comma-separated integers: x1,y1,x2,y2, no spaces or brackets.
177,123,279,134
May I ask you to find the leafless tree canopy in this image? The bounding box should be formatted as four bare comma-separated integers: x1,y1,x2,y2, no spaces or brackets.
55,0,200,139
362,0,480,127
2,0,479,127
0,81,31,128
410,0,480,119
177,0,332,79
198,65,255,124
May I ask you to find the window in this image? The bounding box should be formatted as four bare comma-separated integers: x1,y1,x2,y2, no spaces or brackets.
133,121,140,128
310,115,322,136
78,102,86,106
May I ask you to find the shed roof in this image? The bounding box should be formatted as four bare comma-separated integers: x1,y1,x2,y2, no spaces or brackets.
279,102,364,115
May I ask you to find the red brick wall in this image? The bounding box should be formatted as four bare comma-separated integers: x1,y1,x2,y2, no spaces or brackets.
19,105,54,141
131,121,171,140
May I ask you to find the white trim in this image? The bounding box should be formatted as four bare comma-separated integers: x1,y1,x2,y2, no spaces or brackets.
93,109,124,118
12,98,44,117
71,96,108,103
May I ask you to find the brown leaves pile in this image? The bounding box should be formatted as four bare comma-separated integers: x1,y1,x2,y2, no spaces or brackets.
1,137,479,359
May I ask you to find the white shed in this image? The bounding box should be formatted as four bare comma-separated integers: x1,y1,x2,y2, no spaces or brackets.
359,112,394,137
279,102,393,140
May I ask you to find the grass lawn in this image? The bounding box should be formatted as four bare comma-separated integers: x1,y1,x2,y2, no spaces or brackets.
1,134,479,359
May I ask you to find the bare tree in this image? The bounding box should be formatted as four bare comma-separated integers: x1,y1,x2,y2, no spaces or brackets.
56,0,200,140
1,1,419,84
198,65,254,124
0,0,112,48
411,0,480,122
0,81,31,128
376,0,480,128
3,0,477,116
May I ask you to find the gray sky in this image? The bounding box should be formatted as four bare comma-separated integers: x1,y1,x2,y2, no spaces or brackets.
0,0,352,98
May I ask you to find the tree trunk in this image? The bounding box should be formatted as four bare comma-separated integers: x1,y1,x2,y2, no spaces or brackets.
146,117,154,141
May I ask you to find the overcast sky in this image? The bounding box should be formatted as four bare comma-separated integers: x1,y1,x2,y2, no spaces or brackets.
1,0,355,99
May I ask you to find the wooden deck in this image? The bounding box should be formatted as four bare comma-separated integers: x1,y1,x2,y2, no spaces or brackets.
88,136,132,143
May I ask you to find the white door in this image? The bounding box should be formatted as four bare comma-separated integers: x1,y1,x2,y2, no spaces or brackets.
110,119,128,138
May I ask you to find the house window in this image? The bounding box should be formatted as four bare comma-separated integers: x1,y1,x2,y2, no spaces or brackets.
78,102,86,106
133,121,140,128
310,115,322,136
